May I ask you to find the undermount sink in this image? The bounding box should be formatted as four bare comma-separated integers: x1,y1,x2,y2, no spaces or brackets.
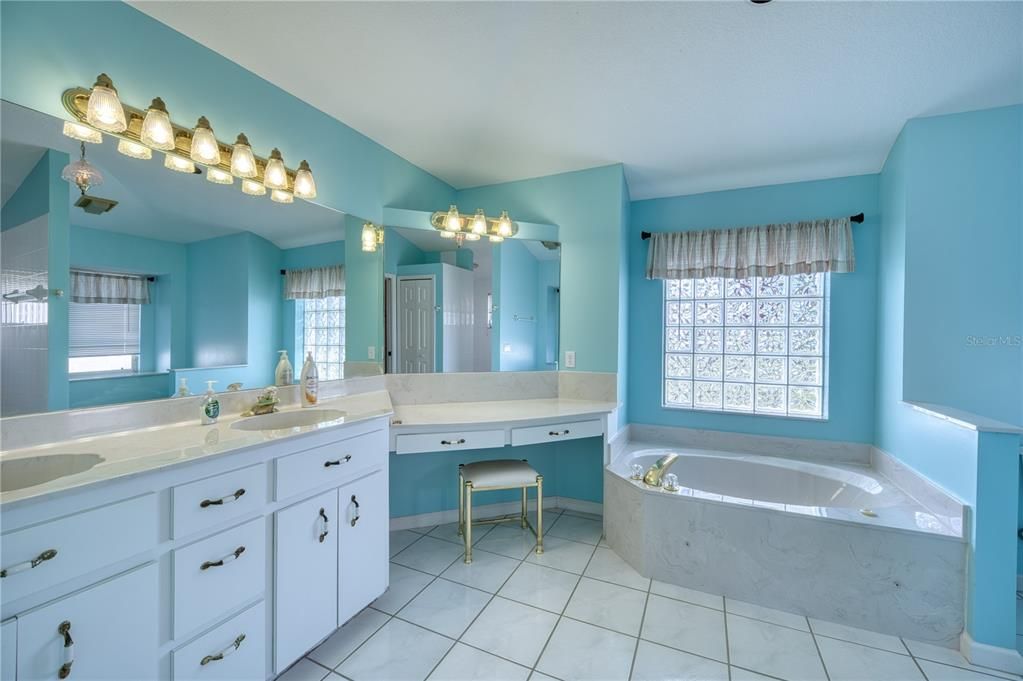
1,453,105,493
230,408,346,432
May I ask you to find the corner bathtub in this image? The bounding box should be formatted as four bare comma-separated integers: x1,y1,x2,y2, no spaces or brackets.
604,448,966,645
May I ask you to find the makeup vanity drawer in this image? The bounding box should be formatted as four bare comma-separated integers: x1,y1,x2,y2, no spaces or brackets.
510,419,604,447
0,494,157,604
395,429,506,455
172,600,266,681
275,428,386,501
172,464,267,539
173,518,266,639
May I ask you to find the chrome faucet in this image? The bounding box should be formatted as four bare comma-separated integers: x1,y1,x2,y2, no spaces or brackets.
643,453,680,487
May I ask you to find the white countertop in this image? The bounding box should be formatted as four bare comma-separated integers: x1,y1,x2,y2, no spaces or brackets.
390,398,617,429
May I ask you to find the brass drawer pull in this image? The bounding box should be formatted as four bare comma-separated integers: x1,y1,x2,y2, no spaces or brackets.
350,495,360,527
200,546,246,571
58,620,74,679
440,438,466,446
324,455,352,467
200,633,246,666
0,548,58,578
548,430,571,437
318,507,330,543
200,488,246,508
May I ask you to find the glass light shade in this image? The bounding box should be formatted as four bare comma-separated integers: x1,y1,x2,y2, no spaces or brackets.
439,230,456,239
206,167,234,185
62,121,102,144
464,232,481,241
294,160,316,199
488,234,504,243
471,210,487,235
444,205,462,232
141,98,175,151
230,134,257,178
190,117,221,165
61,159,104,194
263,148,288,190
164,154,195,174
497,210,513,237
270,189,293,204
117,139,152,160
85,74,127,132
241,179,266,196
361,223,378,252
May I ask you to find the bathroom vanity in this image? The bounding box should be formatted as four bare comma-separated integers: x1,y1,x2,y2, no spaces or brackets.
0,393,392,681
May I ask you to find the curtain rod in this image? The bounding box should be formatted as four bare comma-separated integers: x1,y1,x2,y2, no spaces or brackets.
640,212,864,241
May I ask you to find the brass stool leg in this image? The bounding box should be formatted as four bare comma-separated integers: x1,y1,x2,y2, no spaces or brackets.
535,475,544,554
521,485,528,528
464,481,473,564
457,466,464,537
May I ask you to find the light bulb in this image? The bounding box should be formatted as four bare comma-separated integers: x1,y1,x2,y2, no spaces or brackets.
439,230,455,239
206,167,234,185
444,205,462,231
117,139,152,160
190,116,221,165
270,189,293,204
294,160,317,199
263,148,288,190
85,74,127,133
141,97,175,151
230,133,257,178
361,223,378,252
164,153,195,173
241,179,266,196
497,210,513,237
62,121,102,144
489,235,504,243
471,209,487,235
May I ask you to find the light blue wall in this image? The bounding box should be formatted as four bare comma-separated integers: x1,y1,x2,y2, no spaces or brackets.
344,216,384,366
628,174,880,443
494,240,539,371
1,152,50,230
185,234,250,369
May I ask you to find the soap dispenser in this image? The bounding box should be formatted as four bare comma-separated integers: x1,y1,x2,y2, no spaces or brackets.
200,380,220,425
177,377,190,397
300,352,318,407
274,350,293,386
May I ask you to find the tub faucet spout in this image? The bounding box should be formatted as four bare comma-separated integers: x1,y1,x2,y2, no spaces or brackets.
643,453,680,486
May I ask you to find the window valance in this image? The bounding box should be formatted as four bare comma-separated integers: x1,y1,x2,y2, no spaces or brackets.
70,269,151,304
645,217,855,280
285,265,344,300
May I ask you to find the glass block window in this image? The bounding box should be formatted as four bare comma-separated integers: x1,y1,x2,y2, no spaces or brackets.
663,273,827,418
300,295,345,380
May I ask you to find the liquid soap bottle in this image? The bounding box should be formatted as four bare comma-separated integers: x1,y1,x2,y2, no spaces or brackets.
275,350,293,386
300,352,318,408
200,380,220,425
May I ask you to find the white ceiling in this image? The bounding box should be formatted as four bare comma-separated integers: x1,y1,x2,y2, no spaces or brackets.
133,1,1022,200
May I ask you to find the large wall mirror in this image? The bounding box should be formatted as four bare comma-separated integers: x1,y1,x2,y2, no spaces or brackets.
383,225,560,373
0,101,383,416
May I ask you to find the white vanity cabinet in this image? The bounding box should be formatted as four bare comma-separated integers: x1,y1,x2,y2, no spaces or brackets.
338,469,389,624
16,563,158,681
2,618,16,680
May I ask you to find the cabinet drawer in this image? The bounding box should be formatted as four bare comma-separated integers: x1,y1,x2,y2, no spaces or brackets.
510,419,604,447
172,464,267,539
275,428,386,501
395,429,505,455
173,518,266,639
173,600,265,681
1,494,157,604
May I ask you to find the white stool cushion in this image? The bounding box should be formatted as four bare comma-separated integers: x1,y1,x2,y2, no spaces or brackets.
462,460,538,489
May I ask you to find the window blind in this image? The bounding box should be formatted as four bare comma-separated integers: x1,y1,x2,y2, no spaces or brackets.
68,302,141,358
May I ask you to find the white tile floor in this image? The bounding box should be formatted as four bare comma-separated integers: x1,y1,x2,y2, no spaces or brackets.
277,509,1023,681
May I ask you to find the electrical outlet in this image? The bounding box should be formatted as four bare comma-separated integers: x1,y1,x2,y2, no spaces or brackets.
367,346,375,359
565,350,576,368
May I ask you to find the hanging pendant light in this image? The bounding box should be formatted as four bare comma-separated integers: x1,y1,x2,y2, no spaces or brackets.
263,148,288,190
241,179,266,196
61,143,104,195
470,209,487,236
190,116,221,165
85,73,127,133
164,153,196,174
497,210,513,237
270,189,294,204
117,139,152,160
230,133,257,178
444,205,462,232
206,167,234,185
141,97,175,150
62,121,102,144
294,160,317,199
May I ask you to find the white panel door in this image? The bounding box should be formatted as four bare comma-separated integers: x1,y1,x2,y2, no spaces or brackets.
274,489,338,673
397,277,435,373
17,563,158,681
337,470,389,624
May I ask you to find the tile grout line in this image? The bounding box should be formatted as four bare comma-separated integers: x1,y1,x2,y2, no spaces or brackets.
626,572,654,680
807,615,833,681
723,594,732,681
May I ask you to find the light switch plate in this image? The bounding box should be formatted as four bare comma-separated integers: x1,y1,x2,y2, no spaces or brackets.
367,346,376,359
565,350,576,368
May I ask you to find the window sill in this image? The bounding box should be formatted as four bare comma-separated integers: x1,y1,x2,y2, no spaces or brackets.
69,371,170,382
661,403,828,423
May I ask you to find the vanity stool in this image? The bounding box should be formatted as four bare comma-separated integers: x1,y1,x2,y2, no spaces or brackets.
458,460,543,563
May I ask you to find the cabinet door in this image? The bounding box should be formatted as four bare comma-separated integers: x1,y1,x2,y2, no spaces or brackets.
338,470,389,624
17,564,158,681
274,489,338,673
2,618,15,681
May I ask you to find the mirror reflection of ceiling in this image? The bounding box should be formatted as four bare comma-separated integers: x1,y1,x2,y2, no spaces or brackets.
393,227,560,261
0,101,345,249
